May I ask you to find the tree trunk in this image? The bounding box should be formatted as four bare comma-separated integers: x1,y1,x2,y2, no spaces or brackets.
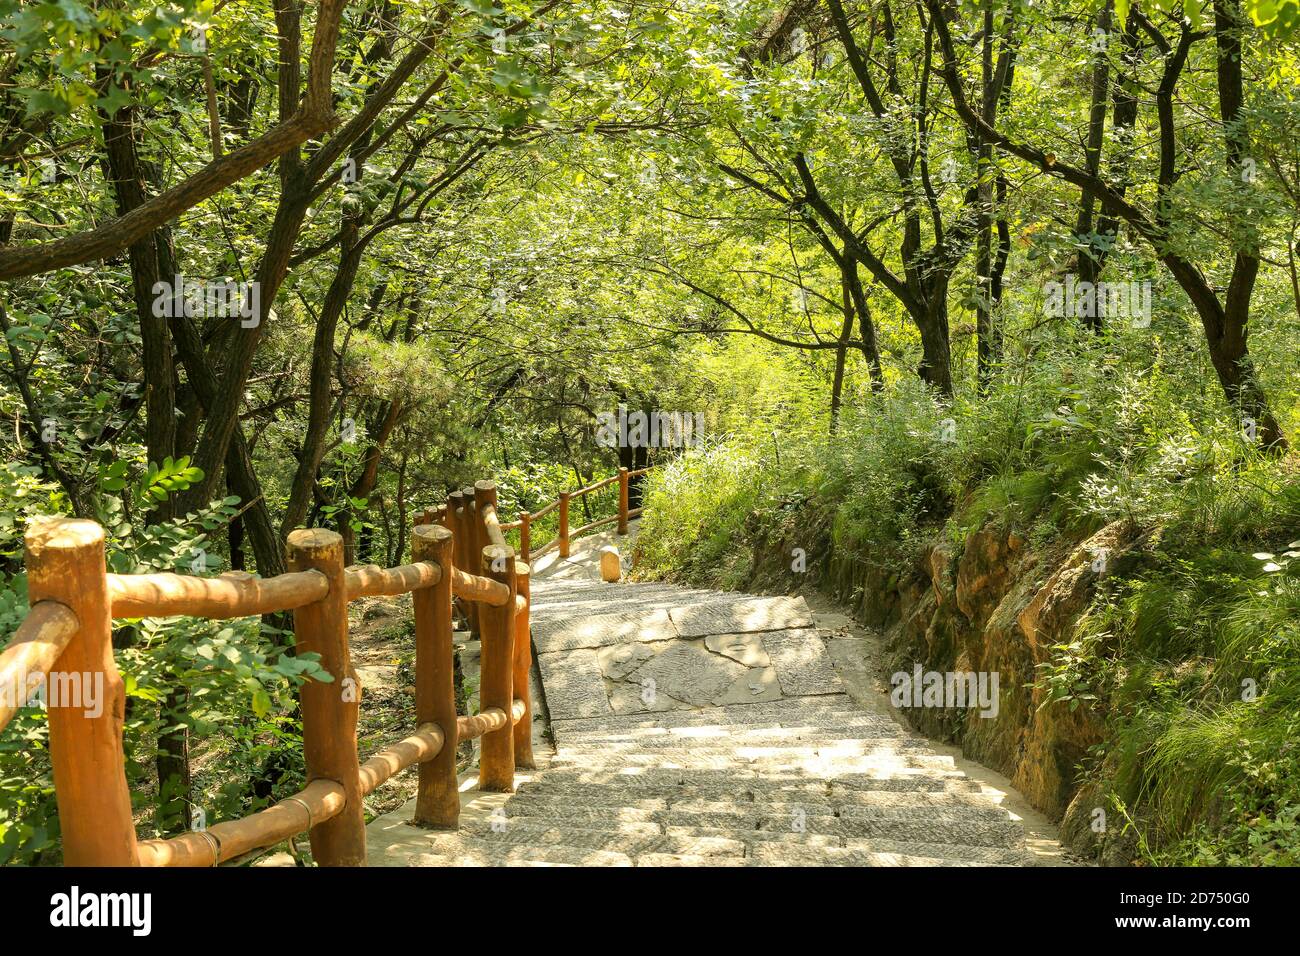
280,218,365,537
169,311,287,576
100,88,194,833
830,262,855,432
916,285,954,397
1073,5,1113,333
154,687,191,836
844,252,883,391
100,94,177,503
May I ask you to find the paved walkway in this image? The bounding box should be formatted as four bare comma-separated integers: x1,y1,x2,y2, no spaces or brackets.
366,528,1065,866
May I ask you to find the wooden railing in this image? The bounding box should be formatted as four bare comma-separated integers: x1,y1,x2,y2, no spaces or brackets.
492,465,653,564
0,478,533,867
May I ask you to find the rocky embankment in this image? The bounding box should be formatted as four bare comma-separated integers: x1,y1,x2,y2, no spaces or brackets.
807,520,1143,862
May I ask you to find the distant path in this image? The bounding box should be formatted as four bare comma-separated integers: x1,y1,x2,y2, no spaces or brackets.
367,526,1067,866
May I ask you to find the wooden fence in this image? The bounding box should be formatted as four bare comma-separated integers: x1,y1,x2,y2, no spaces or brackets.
496,464,653,564
0,467,650,866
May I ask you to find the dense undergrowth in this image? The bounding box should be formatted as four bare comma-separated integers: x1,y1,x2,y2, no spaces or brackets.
634,326,1300,865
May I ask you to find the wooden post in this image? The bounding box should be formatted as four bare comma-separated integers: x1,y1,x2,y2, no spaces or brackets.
412,524,458,829
446,489,464,541
513,564,535,769
462,485,481,639
448,489,475,637
618,466,630,535
472,480,495,558
558,491,571,559
473,480,497,524
286,528,366,866
474,481,498,596
519,512,531,565
478,544,516,792
25,518,137,866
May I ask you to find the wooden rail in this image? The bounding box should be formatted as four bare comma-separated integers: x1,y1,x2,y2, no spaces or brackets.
0,478,538,867
497,465,652,564
2,466,654,866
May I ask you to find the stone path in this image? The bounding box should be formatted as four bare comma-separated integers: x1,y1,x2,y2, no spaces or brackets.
366,529,1065,866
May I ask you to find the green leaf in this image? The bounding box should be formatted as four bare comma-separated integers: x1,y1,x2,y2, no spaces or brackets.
251,689,271,718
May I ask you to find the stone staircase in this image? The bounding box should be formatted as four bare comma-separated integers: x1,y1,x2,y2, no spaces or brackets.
366,550,1062,866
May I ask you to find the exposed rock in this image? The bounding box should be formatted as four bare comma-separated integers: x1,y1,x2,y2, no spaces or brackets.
765,629,842,696
929,541,958,607
597,642,656,680
704,632,771,667
607,680,689,715
1019,520,1137,651
532,607,676,654
712,666,782,705
955,527,1014,627
1060,782,1139,865
1012,683,1105,818
626,641,748,707
669,595,812,638
833,518,1124,856
536,649,612,719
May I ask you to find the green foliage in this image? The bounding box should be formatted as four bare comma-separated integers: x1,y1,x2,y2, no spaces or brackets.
0,0,212,116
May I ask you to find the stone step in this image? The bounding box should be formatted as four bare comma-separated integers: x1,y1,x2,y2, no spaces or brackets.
558,727,916,748
523,767,982,794
549,697,862,735
404,843,634,867
499,801,660,824
830,772,982,793
634,853,747,867
546,752,960,772
752,813,1024,848
563,713,907,735
450,819,663,853
664,825,841,848
506,790,671,811
443,820,757,859
423,803,1025,860
652,802,1017,838
747,843,1000,867
441,808,1030,866
845,838,1035,866
402,815,1027,865
553,741,937,760
505,785,1000,815
467,802,1020,850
